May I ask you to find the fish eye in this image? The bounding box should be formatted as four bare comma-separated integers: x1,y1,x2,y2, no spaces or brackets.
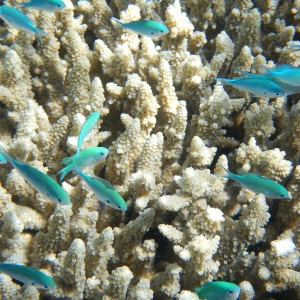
160,30,163,33
228,290,234,294
118,205,121,209
106,200,110,204
151,32,154,35
44,285,48,289
100,152,104,156
57,4,60,7
57,198,62,202
275,92,279,95
280,194,285,197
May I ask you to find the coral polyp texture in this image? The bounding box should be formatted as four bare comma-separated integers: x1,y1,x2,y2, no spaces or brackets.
0,0,299,299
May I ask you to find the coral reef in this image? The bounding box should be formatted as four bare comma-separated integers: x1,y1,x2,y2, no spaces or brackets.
0,0,299,299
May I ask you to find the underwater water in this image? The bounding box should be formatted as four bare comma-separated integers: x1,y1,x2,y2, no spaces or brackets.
0,0,299,299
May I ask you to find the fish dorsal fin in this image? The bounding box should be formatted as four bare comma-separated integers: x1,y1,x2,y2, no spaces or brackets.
274,64,297,71
111,17,124,28
195,282,211,295
236,168,248,175
254,174,268,179
77,112,100,154
234,68,252,77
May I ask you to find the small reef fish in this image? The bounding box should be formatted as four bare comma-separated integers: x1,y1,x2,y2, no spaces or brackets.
77,112,100,155
57,147,109,181
216,77,284,97
261,64,300,87
111,17,169,38
0,5,46,39
0,263,56,289
76,169,127,211
217,168,290,199
195,281,240,300
17,0,66,12
0,145,70,204
0,153,7,164
234,68,300,95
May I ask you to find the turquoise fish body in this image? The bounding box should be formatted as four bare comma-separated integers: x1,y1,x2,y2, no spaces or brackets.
0,5,46,38
261,64,300,86
19,0,66,12
234,69,300,95
111,18,169,38
77,112,100,155
218,168,290,199
57,147,109,181
216,77,284,97
0,153,6,164
0,145,70,204
0,263,56,289
195,281,240,300
77,170,127,211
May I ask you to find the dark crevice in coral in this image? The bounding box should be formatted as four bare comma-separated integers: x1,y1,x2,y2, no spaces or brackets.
263,289,299,300
210,147,235,172
230,209,242,221
286,94,299,110
23,228,40,235
246,241,270,256
142,226,176,270
84,29,97,51
269,117,281,142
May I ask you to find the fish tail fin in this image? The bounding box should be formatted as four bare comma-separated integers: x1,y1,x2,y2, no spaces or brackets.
57,165,72,182
0,144,15,167
215,167,235,179
34,28,47,43
61,156,72,166
111,17,123,28
0,153,7,164
72,163,83,177
215,78,231,85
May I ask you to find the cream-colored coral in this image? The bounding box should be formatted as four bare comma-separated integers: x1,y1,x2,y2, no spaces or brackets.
192,84,245,148
0,0,299,299
127,278,153,300
106,115,145,191
103,266,134,300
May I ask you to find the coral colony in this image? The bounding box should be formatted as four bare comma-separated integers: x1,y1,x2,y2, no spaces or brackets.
0,0,299,299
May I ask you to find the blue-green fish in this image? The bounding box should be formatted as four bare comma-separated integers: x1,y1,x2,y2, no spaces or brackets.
0,263,56,289
234,68,300,96
0,153,6,164
0,145,70,204
17,0,66,12
57,147,109,181
216,77,284,97
195,281,240,300
290,44,300,52
261,64,300,86
0,5,46,39
77,112,100,155
76,169,127,211
111,18,169,38
217,168,290,199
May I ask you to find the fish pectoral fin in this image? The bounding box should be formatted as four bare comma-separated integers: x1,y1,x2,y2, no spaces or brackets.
231,181,242,188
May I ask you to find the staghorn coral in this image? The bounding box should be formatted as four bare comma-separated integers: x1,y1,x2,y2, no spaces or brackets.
0,0,299,299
